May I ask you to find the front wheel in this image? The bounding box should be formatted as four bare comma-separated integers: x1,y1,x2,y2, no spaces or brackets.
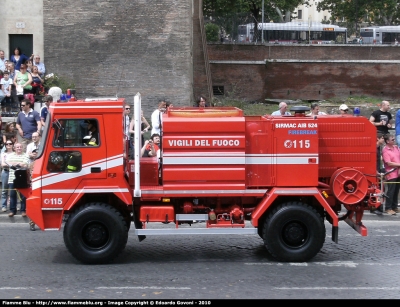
262,202,325,262
63,202,128,264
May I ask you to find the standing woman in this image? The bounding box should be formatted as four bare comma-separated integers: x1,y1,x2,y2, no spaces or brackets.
26,59,33,73
1,139,14,212
129,110,151,149
14,63,32,102
10,47,29,71
30,65,44,95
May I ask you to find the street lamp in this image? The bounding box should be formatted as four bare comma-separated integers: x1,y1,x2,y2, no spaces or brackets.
308,15,311,44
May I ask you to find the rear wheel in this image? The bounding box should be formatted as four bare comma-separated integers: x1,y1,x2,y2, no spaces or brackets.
262,202,325,262
63,202,128,264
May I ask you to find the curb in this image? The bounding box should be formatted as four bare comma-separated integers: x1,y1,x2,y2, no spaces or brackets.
0,210,398,224
0,214,31,223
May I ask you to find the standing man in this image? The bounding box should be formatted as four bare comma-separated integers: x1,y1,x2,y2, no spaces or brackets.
26,132,40,165
124,104,132,154
369,100,392,135
151,99,166,135
381,134,400,215
32,54,45,77
151,100,166,150
371,132,386,215
40,95,52,129
6,143,29,217
124,104,131,139
395,107,400,146
7,62,18,82
16,99,41,152
271,102,291,116
26,132,40,230
0,50,8,72
7,62,19,107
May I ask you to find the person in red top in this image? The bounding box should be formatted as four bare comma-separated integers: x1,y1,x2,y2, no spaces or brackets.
382,134,400,215
141,134,160,157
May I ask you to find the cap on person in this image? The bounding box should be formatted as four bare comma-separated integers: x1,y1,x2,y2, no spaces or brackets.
339,104,349,111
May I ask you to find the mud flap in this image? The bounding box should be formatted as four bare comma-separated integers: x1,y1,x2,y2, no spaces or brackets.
332,225,338,243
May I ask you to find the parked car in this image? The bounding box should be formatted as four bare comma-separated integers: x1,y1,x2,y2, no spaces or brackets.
348,38,360,44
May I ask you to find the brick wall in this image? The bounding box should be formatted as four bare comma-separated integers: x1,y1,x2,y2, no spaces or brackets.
208,44,400,101
43,0,193,117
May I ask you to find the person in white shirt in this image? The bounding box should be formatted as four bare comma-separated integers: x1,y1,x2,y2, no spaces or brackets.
307,103,327,116
26,132,40,164
151,100,167,135
271,102,291,116
0,71,13,113
338,104,350,115
124,104,131,138
32,54,45,77
0,50,8,72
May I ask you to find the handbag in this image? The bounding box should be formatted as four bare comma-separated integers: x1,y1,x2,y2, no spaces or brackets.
24,93,35,104
16,85,23,95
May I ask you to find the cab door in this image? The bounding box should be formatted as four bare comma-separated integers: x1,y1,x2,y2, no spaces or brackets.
40,115,107,208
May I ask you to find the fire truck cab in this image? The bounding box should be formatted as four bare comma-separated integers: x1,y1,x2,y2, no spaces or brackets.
19,94,381,264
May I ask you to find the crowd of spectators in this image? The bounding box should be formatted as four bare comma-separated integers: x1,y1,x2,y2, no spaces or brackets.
0,47,48,229
0,47,46,116
0,96,42,230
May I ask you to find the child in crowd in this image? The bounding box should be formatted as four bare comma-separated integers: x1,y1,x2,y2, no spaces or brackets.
0,71,13,113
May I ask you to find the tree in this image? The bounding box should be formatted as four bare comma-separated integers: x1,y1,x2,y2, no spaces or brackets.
203,0,309,42
317,0,400,30
205,23,220,42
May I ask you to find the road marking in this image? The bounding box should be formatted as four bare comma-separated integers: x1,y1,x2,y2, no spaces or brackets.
274,287,400,290
96,286,191,290
0,287,33,289
245,261,400,267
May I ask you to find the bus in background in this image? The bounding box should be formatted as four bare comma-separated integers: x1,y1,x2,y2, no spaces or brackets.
238,23,254,42
260,22,347,44
361,26,400,44
238,22,347,44
360,27,381,44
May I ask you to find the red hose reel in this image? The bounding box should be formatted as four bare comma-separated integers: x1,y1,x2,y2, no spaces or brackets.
330,168,368,205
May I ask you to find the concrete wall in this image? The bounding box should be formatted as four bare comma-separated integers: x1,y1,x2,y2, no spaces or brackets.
208,44,400,102
0,0,44,59
42,0,193,117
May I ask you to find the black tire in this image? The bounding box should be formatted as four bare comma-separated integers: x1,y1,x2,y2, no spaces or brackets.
63,202,128,264
262,201,325,262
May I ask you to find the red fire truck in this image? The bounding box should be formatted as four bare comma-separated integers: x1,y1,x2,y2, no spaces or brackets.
16,94,382,264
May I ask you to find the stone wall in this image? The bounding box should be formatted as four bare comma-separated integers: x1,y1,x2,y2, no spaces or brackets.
208,44,400,102
43,0,193,117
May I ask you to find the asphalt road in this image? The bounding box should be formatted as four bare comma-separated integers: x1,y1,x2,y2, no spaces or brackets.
0,213,399,300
